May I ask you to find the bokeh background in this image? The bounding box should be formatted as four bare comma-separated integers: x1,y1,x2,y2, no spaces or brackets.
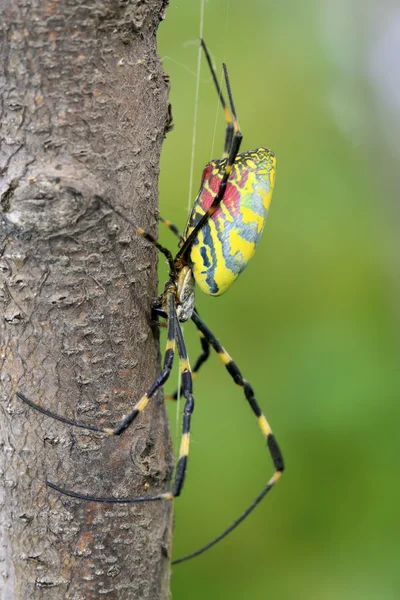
157,2,400,599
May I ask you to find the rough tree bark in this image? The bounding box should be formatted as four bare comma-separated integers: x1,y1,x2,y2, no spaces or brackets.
0,1,174,598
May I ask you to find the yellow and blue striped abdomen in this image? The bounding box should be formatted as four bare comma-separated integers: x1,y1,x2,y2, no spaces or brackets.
183,147,276,296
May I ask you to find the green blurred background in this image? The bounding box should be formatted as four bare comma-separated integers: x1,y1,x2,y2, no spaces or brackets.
157,2,400,598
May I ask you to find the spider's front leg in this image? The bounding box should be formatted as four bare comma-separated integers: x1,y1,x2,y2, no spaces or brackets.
16,290,177,437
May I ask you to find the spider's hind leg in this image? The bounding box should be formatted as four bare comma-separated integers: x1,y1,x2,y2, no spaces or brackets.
191,309,284,475
171,309,284,564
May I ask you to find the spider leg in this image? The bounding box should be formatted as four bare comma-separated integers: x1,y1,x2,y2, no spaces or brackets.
172,310,284,564
200,39,234,158
47,303,195,504
158,216,183,243
166,324,210,400
17,291,177,437
176,62,242,262
168,317,195,498
96,196,176,278
160,40,239,255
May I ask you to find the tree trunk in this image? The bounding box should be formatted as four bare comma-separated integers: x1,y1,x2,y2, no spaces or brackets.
0,1,173,598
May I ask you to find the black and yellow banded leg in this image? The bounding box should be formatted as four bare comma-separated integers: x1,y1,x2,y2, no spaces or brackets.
95,196,176,277
191,310,283,474
159,216,183,243
168,319,195,498
172,310,284,564
200,39,234,158
17,291,177,437
47,305,195,504
176,61,242,262
166,327,210,400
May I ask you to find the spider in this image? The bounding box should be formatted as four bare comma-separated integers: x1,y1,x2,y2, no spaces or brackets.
16,39,284,565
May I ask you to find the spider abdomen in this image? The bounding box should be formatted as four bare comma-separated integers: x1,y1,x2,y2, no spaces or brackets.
184,147,276,296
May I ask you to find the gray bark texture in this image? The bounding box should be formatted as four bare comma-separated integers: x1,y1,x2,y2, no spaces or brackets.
0,0,174,598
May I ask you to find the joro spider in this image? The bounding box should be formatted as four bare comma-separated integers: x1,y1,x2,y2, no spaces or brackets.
16,39,284,565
